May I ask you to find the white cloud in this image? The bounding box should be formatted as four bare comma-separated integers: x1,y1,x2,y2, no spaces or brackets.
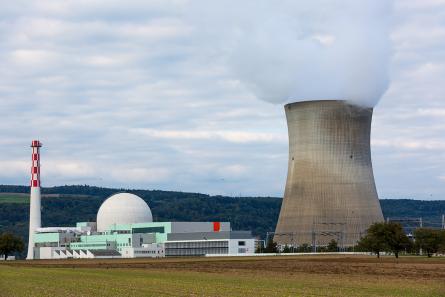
10,49,56,66
217,164,248,178
372,139,445,150
132,128,286,143
44,160,96,178
0,160,29,177
109,167,170,183
0,0,444,199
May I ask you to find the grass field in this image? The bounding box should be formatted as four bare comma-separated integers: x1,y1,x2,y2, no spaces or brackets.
0,193,93,204
0,193,29,204
1,255,444,297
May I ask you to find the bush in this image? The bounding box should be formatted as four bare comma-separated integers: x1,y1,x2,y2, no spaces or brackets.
296,243,312,253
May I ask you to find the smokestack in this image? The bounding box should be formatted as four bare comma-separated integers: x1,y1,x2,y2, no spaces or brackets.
274,100,383,247
27,140,42,260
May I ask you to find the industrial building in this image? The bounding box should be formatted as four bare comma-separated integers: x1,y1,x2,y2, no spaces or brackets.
26,141,255,260
30,193,255,259
274,100,384,247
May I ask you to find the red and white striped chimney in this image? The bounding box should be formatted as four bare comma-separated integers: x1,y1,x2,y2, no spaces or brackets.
27,140,42,260
30,140,41,188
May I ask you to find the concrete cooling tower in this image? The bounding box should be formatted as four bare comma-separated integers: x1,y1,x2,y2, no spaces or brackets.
274,100,384,247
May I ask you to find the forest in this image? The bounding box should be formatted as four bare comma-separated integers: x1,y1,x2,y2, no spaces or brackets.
1,184,444,247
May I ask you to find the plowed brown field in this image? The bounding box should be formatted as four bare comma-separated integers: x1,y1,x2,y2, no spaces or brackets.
1,255,444,297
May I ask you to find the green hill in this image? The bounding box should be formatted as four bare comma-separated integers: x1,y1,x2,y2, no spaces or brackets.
1,185,444,251
0,193,29,204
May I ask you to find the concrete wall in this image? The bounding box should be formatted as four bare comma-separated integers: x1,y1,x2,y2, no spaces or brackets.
131,233,156,247
121,244,165,258
36,247,69,259
228,238,255,254
171,222,230,233
275,100,384,246
167,231,251,241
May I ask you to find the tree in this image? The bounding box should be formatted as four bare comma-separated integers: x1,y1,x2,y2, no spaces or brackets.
264,236,278,253
0,233,24,260
414,228,445,257
383,222,412,258
440,231,445,254
327,239,338,252
282,245,292,253
357,222,387,258
358,222,412,258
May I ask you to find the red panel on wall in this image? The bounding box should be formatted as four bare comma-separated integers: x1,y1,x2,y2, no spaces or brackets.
213,222,220,232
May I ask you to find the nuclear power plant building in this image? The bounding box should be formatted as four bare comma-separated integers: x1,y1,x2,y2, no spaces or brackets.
26,142,255,260
30,193,255,260
274,100,384,247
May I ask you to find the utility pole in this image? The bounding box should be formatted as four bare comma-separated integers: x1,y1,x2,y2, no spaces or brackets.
442,214,444,230
312,231,316,253
291,232,295,253
265,232,271,247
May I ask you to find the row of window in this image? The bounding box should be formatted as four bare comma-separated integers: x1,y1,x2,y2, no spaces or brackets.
132,227,165,234
71,243,106,248
35,243,58,248
165,248,228,256
134,250,162,254
165,241,228,249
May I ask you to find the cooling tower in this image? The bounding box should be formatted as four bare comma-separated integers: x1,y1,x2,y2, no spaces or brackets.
274,100,383,247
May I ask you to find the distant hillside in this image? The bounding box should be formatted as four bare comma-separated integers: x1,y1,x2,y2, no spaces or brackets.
0,185,281,245
1,184,444,247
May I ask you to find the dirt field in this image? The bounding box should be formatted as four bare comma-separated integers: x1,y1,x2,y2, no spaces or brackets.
1,255,444,297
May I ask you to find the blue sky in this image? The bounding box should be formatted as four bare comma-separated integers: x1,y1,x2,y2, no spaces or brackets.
0,0,444,200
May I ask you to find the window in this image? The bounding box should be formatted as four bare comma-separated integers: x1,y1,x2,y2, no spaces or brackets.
238,241,246,246
132,227,165,234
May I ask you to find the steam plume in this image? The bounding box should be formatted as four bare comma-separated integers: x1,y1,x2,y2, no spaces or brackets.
190,0,393,107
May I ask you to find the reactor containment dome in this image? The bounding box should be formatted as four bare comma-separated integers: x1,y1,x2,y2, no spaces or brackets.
96,193,153,232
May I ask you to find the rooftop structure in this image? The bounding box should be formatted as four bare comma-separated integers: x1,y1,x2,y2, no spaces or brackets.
96,193,153,232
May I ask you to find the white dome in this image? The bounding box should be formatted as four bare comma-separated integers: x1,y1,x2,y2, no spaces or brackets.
96,193,153,232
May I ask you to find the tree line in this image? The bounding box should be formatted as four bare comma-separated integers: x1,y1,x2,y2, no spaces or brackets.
1,184,445,258
358,222,445,258
259,222,445,258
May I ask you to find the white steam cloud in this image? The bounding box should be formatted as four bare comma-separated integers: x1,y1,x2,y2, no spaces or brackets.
190,1,393,107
